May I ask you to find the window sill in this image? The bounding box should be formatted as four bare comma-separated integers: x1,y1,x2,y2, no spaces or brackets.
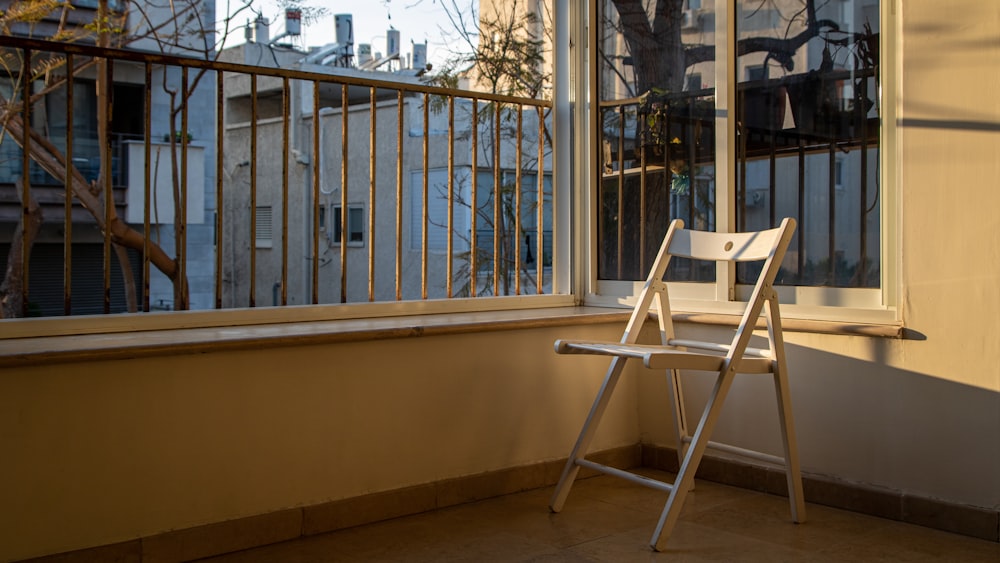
669,312,904,338
0,306,630,368
0,303,905,369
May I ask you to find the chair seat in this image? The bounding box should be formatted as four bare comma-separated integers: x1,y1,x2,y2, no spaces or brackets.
555,339,775,373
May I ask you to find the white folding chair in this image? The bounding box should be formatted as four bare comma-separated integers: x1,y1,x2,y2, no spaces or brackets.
549,217,805,551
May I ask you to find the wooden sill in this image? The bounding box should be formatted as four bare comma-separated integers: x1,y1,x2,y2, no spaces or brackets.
0,307,630,368
0,306,905,368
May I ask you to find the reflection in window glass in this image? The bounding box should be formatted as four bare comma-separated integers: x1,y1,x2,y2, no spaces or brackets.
736,0,880,288
595,0,880,289
597,0,716,282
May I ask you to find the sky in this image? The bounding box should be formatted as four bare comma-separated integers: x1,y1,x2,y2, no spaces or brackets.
216,0,476,69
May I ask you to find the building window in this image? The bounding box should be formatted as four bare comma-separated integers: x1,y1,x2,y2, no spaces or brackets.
409,168,471,253
594,0,886,314
255,206,273,248
333,204,364,246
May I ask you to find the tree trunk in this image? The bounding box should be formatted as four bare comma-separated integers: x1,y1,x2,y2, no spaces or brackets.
2,113,180,281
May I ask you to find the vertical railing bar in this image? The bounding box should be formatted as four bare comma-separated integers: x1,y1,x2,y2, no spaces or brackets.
312,81,320,304
684,114,694,231
179,67,189,310
616,105,624,280
859,75,870,287
249,74,258,307
102,59,113,314
215,68,224,309
493,101,501,294
143,62,152,312
395,90,404,301
737,92,747,233
536,105,544,294
768,106,777,227
664,107,671,227
340,83,349,303
597,109,606,280
470,98,479,297
368,86,377,301
421,92,430,300
514,104,522,296
828,142,836,284
63,53,75,315
280,76,290,306
639,105,647,274
446,95,455,298
19,49,31,318
797,138,806,284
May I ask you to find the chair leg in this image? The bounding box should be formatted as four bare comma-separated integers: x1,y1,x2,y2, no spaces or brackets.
666,367,694,491
773,367,806,523
650,368,738,551
550,356,629,512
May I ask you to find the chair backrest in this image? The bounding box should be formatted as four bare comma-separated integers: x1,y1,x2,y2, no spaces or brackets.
622,218,797,363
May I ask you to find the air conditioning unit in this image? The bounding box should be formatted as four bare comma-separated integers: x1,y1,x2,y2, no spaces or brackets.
681,10,699,31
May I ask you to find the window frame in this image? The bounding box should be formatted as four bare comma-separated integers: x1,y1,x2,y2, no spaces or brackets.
581,0,900,325
332,203,366,247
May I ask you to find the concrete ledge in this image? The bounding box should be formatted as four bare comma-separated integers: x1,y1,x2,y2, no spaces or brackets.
0,307,631,368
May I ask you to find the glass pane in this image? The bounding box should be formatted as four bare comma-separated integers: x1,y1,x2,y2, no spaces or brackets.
597,0,717,282
736,0,880,288
348,207,364,242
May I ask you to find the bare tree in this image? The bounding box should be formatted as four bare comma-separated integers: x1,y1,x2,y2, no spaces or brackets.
430,0,551,297
0,0,258,316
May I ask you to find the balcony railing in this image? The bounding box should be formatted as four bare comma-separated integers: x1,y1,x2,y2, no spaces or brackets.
598,68,880,289
0,36,554,318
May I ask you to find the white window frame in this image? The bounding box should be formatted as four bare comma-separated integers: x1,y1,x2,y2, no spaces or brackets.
581,0,899,326
332,203,366,247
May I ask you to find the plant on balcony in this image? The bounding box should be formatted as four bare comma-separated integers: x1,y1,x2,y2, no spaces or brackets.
163,130,193,143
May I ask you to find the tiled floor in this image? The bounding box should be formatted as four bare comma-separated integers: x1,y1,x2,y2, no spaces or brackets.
198,470,1000,562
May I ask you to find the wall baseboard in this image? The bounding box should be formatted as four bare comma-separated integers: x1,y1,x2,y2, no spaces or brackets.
641,444,1000,544
21,442,998,562
20,446,641,563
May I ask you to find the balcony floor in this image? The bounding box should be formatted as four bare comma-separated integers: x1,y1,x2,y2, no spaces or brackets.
197,470,999,562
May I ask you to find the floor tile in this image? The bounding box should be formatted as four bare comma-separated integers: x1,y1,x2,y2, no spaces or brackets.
196,474,1000,562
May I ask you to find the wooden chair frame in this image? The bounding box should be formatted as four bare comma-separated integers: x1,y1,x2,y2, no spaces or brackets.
549,217,805,551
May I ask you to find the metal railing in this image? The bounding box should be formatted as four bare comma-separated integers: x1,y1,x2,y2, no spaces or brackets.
597,70,880,288
0,36,554,318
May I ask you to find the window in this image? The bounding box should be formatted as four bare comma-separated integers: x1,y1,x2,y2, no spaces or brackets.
0,78,143,187
409,168,471,253
593,0,887,315
255,206,273,248
333,204,364,246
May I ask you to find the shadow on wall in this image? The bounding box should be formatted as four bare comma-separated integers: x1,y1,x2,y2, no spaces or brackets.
660,329,1000,513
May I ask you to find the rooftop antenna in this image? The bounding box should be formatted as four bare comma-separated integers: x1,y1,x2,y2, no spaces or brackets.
358,28,400,71
252,13,269,43
302,14,355,67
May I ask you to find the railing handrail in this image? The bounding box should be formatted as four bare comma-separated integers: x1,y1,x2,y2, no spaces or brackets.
0,35,553,109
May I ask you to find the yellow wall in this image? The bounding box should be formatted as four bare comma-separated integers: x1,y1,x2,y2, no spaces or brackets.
0,324,641,561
